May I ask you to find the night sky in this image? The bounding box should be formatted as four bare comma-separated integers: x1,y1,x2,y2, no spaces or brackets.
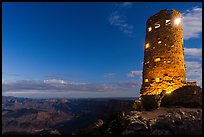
2,2,202,98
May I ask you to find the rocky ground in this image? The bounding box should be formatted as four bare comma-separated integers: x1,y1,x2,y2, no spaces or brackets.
122,107,202,135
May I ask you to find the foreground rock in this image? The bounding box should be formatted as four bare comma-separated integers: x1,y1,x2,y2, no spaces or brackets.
141,85,202,110
161,85,202,107
122,107,202,135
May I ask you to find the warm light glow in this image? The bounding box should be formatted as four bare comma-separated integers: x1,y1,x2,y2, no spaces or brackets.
154,58,160,62
158,41,161,44
145,79,148,82
145,43,150,49
155,78,160,82
174,18,181,25
148,27,152,32
155,22,160,28
165,20,171,25
166,90,172,94
145,61,149,65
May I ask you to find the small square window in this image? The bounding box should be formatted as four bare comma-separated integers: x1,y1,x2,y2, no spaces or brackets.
155,22,160,29
145,43,150,49
165,20,171,25
164,73,168,76
155,78,160,82
148,27,152,32
145,79,148,82
154,58,161,62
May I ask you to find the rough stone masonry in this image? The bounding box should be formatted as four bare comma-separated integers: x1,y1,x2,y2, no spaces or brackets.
140,9,196,96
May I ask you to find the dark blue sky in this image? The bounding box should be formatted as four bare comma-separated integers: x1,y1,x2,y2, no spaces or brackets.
2,2,202,98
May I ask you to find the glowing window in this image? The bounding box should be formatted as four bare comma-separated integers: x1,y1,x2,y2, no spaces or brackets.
165,20,171,25
144,61,149,65
148,27,152,32
145,43,150,49
166,90,172,94
158,41,161,44
155,22,160,29
155,78,160,82
154,58,161,62
145,79,148,82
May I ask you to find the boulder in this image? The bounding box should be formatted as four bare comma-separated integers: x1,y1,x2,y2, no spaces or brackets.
161,85,202,108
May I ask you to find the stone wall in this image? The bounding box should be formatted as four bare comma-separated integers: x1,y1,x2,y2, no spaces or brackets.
140,9,186,95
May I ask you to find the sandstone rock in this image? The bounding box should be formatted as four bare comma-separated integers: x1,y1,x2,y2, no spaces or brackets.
161,85,202,108
121,108,202,135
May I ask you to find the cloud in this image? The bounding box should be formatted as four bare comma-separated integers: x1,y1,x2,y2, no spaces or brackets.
44,79,66,84
127,70,142,78
109,3,135,37
109,12,135,36
2,80,8,85
185,61,202,87
103,73,116,78
2,79,141,94
119,2,133,8
184,48,202,59
182,7,202,40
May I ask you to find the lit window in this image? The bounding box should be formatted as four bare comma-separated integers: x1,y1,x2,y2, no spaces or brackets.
148,27,152,32
155,78,160,82
145,43,150,49
145,79,148,82
155,22,160,29
158,41,161,44
174,18,181,25
165,20,171,25
154,58,161,62
144,61,149,65
166,90,172,94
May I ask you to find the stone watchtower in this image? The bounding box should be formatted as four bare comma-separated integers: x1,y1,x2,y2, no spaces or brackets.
140,9,187,96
